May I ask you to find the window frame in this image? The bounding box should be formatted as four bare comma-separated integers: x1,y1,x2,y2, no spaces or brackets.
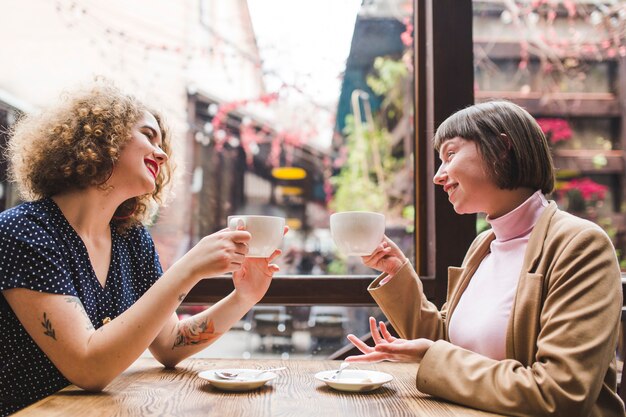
184,0,476,308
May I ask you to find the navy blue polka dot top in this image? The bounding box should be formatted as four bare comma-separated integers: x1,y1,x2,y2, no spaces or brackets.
0,198,163,416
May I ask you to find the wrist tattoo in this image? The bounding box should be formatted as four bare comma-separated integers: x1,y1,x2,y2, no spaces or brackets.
173,317,221,349
41,312,57,340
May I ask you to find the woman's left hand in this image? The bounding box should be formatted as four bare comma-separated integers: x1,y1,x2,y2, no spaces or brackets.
232,250,280,304
345,317,434,363
232,226,288,304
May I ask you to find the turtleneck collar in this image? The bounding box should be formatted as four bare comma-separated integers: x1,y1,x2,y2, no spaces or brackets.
486,190,548,242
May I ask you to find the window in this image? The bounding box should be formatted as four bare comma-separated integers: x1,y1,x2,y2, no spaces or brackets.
185,1,416,279
0,0,477,359
473,0,626,269
184,0,477,358
183,0,417,358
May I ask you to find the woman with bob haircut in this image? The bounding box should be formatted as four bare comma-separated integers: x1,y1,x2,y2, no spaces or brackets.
0,82,283,415
346,101,624,416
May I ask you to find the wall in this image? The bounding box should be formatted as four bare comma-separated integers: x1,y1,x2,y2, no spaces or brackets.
0,0,265,267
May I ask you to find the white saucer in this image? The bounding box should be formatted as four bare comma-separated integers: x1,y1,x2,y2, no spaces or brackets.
314,369,393,392
198,369,278,391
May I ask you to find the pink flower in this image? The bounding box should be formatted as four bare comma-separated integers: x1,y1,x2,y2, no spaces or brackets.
401,17,413,47
536,118,572,144
560,178,608,202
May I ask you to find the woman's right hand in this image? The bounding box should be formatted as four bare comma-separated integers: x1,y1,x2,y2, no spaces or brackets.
179,229,252,281
345,317,433,363
362,235,407,275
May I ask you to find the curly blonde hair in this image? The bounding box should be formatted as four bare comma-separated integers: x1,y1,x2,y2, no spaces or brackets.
7,82,175,232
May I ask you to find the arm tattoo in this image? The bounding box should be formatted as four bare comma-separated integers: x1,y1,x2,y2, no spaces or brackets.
65,296,95,330
178,293,187,302
172,317,221,349
41,312,56,340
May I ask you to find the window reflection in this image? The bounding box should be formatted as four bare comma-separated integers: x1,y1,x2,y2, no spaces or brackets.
188,0,415,276
182,0,415,359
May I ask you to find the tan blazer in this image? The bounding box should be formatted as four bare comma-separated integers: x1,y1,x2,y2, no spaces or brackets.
369,202,625,417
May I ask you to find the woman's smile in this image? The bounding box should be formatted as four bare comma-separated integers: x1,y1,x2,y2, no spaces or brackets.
443,182,458,200
144,158,158,180
109,110,168,196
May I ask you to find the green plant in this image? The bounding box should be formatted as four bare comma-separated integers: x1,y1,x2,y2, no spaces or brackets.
327,258,347,275
557,177,608,214
330,56,413,222
476,216,490,234
366,57,409,121
402,205,415,233
330,115,404,213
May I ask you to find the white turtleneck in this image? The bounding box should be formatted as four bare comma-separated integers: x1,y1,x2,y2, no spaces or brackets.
447,190,548,360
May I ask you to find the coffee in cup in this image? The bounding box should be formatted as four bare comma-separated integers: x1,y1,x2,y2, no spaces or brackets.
228,215,285,258
330,211,385,256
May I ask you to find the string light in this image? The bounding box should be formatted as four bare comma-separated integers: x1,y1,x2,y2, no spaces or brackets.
54,0,340,113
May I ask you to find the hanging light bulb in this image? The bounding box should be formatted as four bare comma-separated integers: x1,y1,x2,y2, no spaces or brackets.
207,103,219,116
527,12,540,26
590,10,603,25
215,130,227,140
500,10,513,25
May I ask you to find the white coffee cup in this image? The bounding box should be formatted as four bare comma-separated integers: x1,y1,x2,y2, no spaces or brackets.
228,215,285,258
330,211,385,256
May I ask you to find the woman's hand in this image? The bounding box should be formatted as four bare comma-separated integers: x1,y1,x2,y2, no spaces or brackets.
232,249,281,305
231,226,288,305
178,229,252,281
345,317,433,363
362,235,408,276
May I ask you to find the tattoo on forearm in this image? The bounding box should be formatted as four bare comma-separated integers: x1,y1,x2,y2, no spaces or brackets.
172,318,221,349
178,293,186,302
65,296,95,330
41,313,56,340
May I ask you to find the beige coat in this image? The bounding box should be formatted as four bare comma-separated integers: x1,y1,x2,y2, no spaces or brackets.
369,202,625,417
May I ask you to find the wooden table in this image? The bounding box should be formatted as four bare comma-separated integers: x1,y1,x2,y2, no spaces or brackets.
14,358,504,416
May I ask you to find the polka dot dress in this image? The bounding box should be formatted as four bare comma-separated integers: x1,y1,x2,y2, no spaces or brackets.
0,198,163,416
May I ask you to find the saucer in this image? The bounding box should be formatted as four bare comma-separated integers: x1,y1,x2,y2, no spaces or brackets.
314,369,393,392
198,369,278,392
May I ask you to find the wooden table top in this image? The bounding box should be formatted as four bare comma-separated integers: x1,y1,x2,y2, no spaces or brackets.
14,357,504,416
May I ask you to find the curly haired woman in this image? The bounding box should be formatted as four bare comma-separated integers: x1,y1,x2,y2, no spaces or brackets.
0,82,282,415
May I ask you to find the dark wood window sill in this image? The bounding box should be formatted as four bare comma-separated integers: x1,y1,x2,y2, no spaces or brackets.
184,275,437,306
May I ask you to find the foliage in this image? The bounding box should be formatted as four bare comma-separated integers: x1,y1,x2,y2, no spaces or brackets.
557,177,608,212
330,56,413,220
402,205,415,233
475,2,626,94
366,57,409,122
476,216,490,234
555,177,626,269
326,258,348,275
330,115,405,213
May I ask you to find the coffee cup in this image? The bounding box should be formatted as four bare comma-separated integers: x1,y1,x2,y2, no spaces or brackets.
330,211,385,256
228,215,285,258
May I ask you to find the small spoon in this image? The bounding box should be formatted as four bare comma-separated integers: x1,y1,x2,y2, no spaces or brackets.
329,362,350,380
214,367,287,380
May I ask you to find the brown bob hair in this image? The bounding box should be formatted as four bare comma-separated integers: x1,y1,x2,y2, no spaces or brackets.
433,100,555,195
